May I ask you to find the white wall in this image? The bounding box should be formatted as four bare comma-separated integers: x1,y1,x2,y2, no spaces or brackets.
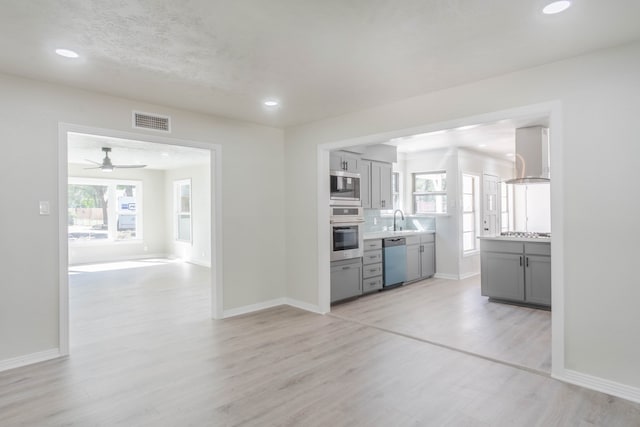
284,41,640,391
164,163,211,266
0,72,285,362
457,149,513,278
67,163,167,265
402,148,459,278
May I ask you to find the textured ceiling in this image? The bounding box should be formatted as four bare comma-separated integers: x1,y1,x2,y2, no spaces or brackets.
1,1,639,127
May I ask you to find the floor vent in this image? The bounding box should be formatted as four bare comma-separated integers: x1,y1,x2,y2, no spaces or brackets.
133,111,171,132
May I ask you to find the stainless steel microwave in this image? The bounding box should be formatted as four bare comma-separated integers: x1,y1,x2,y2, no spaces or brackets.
330,170,361,206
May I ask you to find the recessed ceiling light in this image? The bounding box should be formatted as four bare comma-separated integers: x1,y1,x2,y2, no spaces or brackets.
263,99,280,107
542,1,571,15
478,144,487,148
55,48,79,58
161,152,169,158
506,153,515,157
457,124,479,131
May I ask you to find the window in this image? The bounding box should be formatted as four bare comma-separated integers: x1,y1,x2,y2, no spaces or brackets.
175,179,192,242
413,172,447,214
500,182,513,232
68,178,142,242
462,174,478,252
392,172,400,210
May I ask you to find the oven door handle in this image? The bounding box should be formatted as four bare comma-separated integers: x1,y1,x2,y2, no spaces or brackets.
330,219,365,224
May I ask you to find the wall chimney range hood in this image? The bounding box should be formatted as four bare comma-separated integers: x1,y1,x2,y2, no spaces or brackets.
505,126,550,184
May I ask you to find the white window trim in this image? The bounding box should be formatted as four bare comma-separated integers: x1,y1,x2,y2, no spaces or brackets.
462,173,479,254
68,177,143,244
412,170,448,215
174,179,192,243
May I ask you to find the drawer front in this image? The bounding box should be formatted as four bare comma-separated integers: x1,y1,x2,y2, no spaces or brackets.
363,276,383,293
420,233,435,243
363,263,383,279
405,235,420,245
363,249,382,265
363,239,382,250
525,242,551,256
481,240,523,254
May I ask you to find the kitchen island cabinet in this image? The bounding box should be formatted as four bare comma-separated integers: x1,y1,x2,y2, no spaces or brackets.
480,238,551,308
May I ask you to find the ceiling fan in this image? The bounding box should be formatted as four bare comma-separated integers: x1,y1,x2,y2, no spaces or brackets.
85,147,147,172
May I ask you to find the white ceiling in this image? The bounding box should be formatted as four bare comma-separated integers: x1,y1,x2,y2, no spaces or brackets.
68,132,209,170
1,1,639,127
386,115,549,157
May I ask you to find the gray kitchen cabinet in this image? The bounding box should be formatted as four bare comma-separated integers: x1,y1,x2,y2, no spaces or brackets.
480,240,551,307
406,243,421,282
359,160,372,208
370,161,392,209
421,241,435,278
330,151,360,173
331,257,362,303
362,239,383,294
405,233,436,283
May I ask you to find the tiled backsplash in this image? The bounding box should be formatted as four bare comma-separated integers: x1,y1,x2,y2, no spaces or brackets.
363,209,436,233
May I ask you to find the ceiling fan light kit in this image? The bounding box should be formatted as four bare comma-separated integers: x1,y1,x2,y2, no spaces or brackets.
84,147,147,171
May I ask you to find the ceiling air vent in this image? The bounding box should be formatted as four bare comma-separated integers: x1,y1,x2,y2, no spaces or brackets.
133,111,171,132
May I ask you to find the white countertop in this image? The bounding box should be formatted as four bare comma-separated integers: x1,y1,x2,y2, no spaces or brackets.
364,230,435,240
478,235,551,243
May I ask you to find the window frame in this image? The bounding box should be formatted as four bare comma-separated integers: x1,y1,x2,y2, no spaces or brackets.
68,177,143,244
174,179,192,243
412,171,447,215
462,173,479,254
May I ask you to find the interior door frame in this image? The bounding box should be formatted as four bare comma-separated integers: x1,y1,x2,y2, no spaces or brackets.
317,100,565,377
58,123,223,355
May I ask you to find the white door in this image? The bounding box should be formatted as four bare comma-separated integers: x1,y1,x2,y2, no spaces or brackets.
482,174,499,236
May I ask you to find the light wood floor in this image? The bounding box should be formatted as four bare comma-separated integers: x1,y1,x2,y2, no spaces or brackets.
1,261,639,426
332,275,552,373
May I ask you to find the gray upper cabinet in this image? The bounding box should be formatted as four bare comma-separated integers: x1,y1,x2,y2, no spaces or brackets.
370,161,392,209
330,151,359,173
359,160,372,208
480,240,551,307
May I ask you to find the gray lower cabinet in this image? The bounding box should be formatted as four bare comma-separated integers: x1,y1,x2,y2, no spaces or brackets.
405,233,436,283
331,257,362,303
362,239,383,293
480,240,551,307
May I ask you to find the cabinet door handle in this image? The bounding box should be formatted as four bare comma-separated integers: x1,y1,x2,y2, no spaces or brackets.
519,256,523,267
343,266,350,270
526,257,529,267
420,245,424,253
369,268,377,273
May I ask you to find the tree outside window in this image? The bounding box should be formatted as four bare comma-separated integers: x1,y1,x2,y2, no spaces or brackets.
462,174,478,252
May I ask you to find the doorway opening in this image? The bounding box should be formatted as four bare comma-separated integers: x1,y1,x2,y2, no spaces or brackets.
318,101,564,376
58,124,223,355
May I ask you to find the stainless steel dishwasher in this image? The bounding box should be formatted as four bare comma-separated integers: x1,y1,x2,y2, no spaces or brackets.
383,237,406,288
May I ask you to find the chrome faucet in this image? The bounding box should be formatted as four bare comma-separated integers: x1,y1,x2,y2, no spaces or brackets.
393,209,405,231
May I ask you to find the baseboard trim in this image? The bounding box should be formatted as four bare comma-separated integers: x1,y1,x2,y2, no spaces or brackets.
554,369,640,404
285,298,324,314
222,298,286,318
433,273,458,280
0,348,61,373
459,272,480,280
187,259,212,268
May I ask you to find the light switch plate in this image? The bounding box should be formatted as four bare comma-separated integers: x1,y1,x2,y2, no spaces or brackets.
39,201,50,215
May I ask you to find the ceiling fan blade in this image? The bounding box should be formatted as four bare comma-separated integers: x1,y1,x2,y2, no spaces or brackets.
113,164,147,169
83,166,103,169
84,159,102,165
